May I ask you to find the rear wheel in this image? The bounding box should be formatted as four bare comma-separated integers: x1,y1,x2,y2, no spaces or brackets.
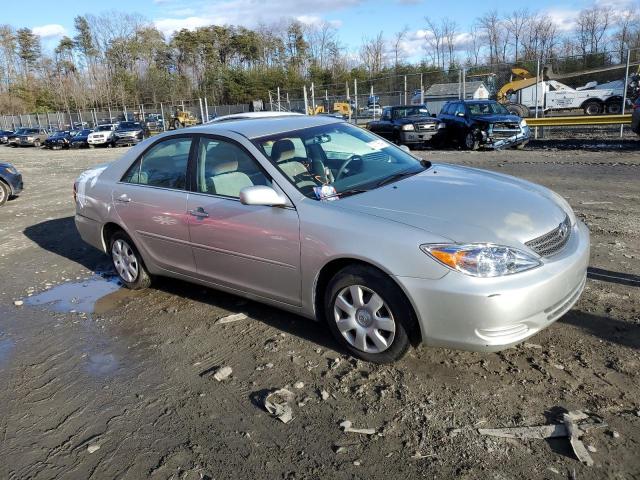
0,181,9,206
324,265,414,363
606,101,622,114
109,231,151,290
33,139,41,147
583,100,603,116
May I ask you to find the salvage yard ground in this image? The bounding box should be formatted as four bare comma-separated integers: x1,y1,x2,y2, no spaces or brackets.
0,143,638,479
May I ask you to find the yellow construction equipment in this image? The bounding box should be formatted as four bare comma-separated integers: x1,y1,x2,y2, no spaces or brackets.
171,107,198,129
307,101,352,118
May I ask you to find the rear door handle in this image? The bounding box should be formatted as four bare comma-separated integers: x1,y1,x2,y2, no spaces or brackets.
115,194,131,203
189,207,209,218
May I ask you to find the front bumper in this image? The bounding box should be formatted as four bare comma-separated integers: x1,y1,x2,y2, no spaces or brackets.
482,126,530,149
114,136,142,146
7,173,23,195
395,220,590,352
88,137,112,145
18,138,37,146
401,130,437,144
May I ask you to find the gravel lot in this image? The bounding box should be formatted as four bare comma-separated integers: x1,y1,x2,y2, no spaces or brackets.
0,141,639,479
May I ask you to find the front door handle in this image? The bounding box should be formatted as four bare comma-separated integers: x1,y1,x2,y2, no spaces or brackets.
115,194,131,203
188,207,209,218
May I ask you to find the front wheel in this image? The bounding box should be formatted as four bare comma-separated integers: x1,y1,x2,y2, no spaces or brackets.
324,265,414,363
583,101,603,116
463,131,479,151
109,231,151,290
0,181,9,206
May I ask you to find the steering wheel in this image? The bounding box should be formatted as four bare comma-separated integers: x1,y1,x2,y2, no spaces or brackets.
336,155,362,181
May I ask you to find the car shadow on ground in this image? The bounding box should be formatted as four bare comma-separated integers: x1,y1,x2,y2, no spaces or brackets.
23,216,343,353
587,267,640,287
527,138,639,151
23,216,110,272
560,309,640,350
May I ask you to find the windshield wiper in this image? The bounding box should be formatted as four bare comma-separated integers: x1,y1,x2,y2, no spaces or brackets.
322,187,370,200
375,166,426,188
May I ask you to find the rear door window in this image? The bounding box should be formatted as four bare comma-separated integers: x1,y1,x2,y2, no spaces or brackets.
122,137,192,190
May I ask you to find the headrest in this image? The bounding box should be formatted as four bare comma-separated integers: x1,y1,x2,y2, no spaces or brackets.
271,139,295,162
212,159,238,175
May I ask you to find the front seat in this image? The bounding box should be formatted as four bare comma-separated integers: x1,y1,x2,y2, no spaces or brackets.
271,139,316,188
209,159,253,197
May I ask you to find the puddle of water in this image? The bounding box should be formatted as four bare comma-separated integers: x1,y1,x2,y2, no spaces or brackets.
0,337,15,367
25,275,123,313
86,352,119,376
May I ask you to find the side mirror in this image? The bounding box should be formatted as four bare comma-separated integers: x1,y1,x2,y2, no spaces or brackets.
239,185,287,207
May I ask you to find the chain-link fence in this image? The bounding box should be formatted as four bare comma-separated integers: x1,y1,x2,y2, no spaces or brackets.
2,49,639,140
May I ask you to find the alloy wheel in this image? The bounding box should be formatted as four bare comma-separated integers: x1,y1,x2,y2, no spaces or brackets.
333,284,396,353
112,239,139,283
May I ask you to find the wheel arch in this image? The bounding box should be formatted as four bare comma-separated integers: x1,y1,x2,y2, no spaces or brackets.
0,176,11,195
580,98,604,108
313,257,423,346
101,221,127,252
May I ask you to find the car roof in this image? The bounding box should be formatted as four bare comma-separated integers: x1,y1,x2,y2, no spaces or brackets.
188,114,342,139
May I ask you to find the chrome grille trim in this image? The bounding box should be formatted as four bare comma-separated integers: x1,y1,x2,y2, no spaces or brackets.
525,215,571,257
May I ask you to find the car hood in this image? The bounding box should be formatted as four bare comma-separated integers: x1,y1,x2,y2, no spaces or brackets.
397,116,438,125
332,164,568,246
0,162,15,169
469,114,521,123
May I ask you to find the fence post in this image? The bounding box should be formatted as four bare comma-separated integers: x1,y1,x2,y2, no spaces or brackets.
303,85,309,115
277,87,281,111
311,82,316,112
204,97,209,121
404,75,407,104
354,78,358,124
198,98,205,123
621,46,631,138
462,68,466,99
160,103,166,131
268,91,273,111
420,73,424,105
370,85,376,120
534,58,540,139
286,92,290,110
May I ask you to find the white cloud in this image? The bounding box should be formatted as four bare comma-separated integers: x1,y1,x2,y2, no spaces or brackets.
32,24,67,39
153,0,361,36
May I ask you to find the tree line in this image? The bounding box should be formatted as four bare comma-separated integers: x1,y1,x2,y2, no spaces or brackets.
1,6,639,114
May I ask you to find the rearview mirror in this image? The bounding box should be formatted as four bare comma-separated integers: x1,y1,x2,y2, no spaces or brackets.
239,185,287,207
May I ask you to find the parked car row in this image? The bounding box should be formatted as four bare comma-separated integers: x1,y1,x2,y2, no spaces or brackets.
367,99,530,150
0,121,148,149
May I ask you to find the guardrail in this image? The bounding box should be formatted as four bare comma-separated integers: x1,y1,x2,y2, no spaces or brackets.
526,114,632,127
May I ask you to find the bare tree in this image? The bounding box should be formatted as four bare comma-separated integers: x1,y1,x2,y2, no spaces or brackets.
442,18,458,68
477,10,501,64
424,17,443,68
359,32,386,77
393,26,409,71
612,8,639,62
465,25,482,66
505,9,530,62
576,6,613,55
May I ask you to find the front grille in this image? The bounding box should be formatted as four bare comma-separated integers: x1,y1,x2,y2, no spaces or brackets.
416,123,436,131
525,215,572,257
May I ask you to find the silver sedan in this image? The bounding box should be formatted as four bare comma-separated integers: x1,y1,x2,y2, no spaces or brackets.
74,115,590,363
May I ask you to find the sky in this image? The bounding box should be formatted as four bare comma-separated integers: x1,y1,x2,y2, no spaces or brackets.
2,0,633,58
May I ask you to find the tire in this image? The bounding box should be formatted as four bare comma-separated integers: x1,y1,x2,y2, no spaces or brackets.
0,181,9,206
173,119,183,129
606,101,622,115
583,100,602,116
109,231,152,290
463,130,479,151
324,265,415,363
33,139,41,147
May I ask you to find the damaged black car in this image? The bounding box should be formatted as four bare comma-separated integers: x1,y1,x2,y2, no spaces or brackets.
435,100,530,150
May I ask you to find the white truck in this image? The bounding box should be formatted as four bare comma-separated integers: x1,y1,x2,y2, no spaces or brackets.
87,124,117,147
507,79,625,116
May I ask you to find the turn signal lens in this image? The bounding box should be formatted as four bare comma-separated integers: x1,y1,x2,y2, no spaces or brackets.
421,244,541,277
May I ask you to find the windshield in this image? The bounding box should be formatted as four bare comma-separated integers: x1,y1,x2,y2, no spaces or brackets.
118,122,141,129
467,102,510,115
393,106,430,119
254,122,427,200
96,125,113,131
78,129,92,135
51,131,68,137
23,128,39,134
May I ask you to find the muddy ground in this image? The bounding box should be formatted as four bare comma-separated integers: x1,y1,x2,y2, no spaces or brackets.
0,141,638,480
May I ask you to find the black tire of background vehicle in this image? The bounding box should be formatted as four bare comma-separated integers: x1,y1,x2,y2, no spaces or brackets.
463,131,479,151
109,230,152,290
34,139,41,147
324,264,413,364
173,119,183,129
392,130,401,145
0,181,8,206
606,101,622,115
583,100,603,116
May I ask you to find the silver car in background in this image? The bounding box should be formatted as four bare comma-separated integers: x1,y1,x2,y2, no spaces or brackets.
74,115,589,363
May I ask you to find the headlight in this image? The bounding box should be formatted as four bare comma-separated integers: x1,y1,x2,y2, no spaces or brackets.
520,119,528,127
420,243,541,277
437,123,446,130
401,124,414,131
27,136,34,141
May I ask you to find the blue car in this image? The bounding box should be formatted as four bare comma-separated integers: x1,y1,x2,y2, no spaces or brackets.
0,162,23,206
